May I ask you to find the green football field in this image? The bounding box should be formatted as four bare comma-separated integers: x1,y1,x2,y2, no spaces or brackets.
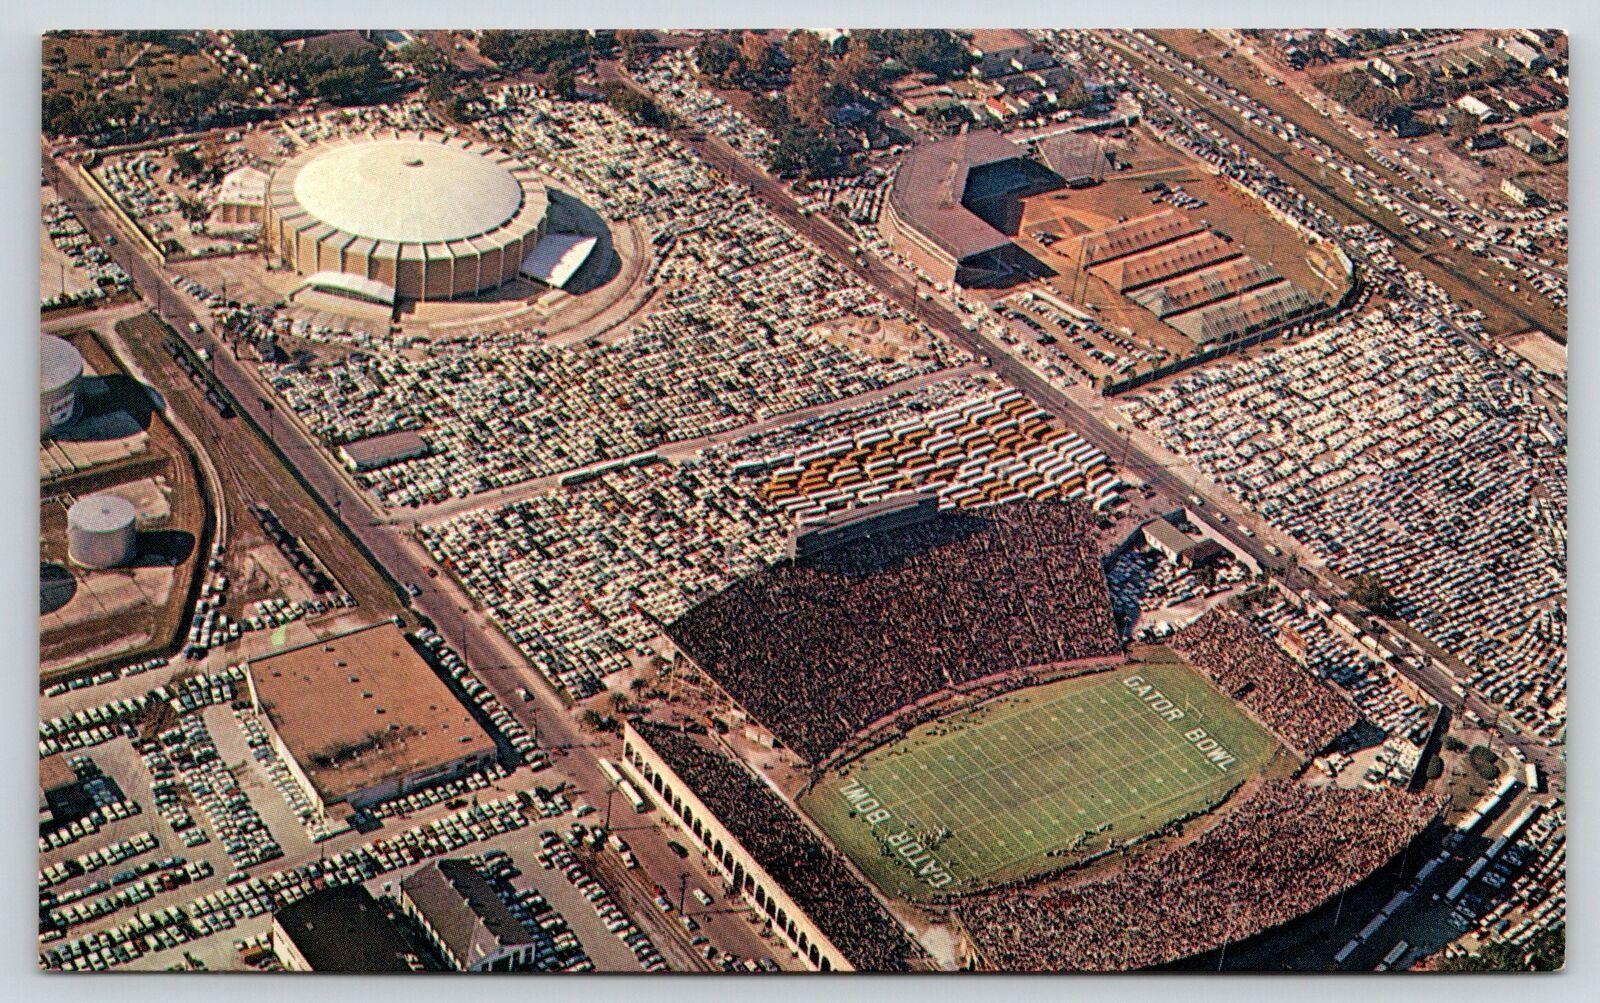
800,655,1277,901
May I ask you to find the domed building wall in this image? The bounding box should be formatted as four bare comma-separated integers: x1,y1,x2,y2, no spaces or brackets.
264,132,549,302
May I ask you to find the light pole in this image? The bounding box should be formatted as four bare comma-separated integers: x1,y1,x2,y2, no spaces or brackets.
604,786,616,832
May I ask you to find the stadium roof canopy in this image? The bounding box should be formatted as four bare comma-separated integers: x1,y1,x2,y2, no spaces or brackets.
888,130,1034,261
291,138,525,244
298,271,397,306
520,233,598,289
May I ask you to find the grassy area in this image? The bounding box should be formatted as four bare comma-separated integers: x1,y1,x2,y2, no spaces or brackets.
43,32,224,109
800,654,1277,901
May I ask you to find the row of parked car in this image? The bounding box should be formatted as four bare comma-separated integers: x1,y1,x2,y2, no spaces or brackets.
539,834,667,972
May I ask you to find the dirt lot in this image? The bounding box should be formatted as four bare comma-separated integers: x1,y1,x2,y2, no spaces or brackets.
40,329,206,680
1501,329,1567,376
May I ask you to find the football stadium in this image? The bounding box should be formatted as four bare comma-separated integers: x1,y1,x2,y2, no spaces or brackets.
799,654,1279,900
647,490,1442,971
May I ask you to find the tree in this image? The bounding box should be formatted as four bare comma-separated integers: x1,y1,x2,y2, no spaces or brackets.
739,31,773,78
1348,572,1395,616
837,42,880,94
545,58,577,100
173,147,206,178
599,81,668,128
694,33,739,82
786,60,828,129
616,29,655,68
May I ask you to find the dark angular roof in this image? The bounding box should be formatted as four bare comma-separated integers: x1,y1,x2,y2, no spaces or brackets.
888,131,1032,262
272,885,423,972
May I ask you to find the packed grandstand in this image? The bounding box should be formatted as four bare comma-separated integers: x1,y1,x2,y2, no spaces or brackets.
1168,610,1362,756
667,499,1122,764
955,780,1447,971
632,721,918,972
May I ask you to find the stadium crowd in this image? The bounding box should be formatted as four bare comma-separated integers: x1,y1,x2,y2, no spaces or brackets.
669,499,1121,763
632,722,915,972
957,779,1445,971
1122,302,1566,737
1168,611,1360,756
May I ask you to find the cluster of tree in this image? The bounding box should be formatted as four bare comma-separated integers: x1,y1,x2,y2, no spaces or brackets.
599,81,669,129
748,93,851,180
120,31,201,56
1467,744,1503,782
396,39,486,120
1348,572,1397,617
578,708,622,734
852,30,974,83
1318,59,1526,127
476,30,598,73
228,31,396,106
42,91,136,138
1435,925,1563,972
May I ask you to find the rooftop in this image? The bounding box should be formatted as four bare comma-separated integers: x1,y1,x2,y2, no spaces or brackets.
273,885,424,972
248,622,495,805
401,859,534,968
888,130,1037,261
289,137,526,244
339,429,429,469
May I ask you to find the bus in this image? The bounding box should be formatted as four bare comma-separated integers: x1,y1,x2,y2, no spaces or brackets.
597,758,624,787
618,779,649,814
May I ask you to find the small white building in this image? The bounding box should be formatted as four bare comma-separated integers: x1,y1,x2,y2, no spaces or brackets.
1455,94,1498,122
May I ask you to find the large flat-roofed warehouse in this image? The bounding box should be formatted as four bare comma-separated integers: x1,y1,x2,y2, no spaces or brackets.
264,132,550,304
882,130,1062,287
244,621,496,817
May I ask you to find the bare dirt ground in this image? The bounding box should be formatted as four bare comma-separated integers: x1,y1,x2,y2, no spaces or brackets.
40,327,204,679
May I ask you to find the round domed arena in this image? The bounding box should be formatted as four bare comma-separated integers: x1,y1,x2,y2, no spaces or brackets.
264,132,549,303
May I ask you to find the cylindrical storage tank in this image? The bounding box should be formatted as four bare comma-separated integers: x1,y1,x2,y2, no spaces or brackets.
41,334,84,437
67,494,138,570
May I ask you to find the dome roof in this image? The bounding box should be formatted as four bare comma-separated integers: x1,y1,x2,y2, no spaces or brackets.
41,334,84,394
290,139,525,244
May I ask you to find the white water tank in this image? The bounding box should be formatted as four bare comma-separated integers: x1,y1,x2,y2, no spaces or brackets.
67,494,137,570
41,334,84,437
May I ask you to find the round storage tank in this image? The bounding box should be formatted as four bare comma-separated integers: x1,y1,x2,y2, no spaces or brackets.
67,494,138,570
41,334,84,437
